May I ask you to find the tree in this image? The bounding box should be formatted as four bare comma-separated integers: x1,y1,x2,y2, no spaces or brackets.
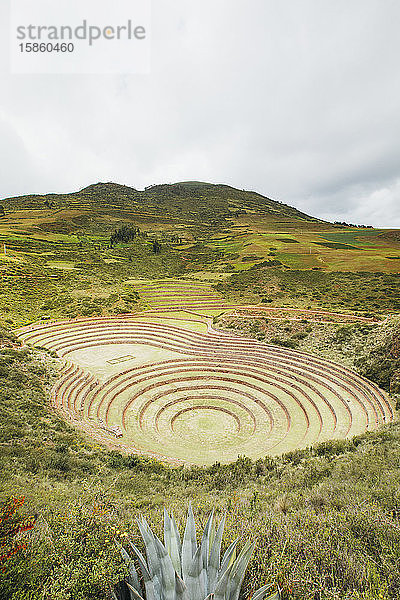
110,225,139,247
152,240,161,254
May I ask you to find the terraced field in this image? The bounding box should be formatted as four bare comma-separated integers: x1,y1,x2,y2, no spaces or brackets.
128,278,384,324
130,279,237,312
16,297,393,464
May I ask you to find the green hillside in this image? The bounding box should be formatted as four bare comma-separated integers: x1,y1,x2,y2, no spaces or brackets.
2,181,324,231
2,181,400,287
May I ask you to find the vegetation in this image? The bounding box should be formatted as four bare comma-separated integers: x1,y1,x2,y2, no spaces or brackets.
152,240,162,254
215,269,400,314
0,496,36,569
333,221,373,228
355,324,400,399
110,226,140,247
115,506,280,600
2,182,322,230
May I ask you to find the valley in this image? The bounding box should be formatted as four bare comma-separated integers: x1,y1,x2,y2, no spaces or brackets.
1,181,400,599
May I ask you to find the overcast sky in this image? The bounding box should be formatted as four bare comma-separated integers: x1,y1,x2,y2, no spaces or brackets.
1,0,400,226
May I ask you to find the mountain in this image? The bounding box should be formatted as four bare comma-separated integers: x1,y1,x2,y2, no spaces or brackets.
1,181,326,235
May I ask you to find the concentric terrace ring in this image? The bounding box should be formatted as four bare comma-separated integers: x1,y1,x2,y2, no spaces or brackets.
16,315,394,464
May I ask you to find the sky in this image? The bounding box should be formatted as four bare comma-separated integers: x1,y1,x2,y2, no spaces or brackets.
0,0,399,227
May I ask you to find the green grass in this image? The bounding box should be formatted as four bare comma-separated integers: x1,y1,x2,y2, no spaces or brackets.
47,261,77,270
312,241,360,250
319,230,387,245
215,268,400,315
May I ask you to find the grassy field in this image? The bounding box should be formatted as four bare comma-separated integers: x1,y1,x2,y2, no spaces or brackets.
214,269,400,316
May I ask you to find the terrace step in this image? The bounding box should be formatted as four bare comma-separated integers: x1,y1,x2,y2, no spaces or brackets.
22,314,393,464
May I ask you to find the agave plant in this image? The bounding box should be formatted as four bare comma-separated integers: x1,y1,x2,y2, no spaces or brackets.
114,504,280,600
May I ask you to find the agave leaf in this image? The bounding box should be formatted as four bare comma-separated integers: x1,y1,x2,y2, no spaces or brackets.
182,503,198,580
164,508,172,554
137,518,162,583
219,538,239,579
215,540,254,600
186,545,206,600
128,538,162,598
127,540,151,583
171,512,182,574
226,541,253,599
208,517,216,556
208,515,226,593
127,577,142,600
264,592,281,600
200,511,214,570
126,582,145,600
213,560,234,600
154,536,176,600
250,584,275,600
199,511,214,596
118,544,141,593
175,572,189,600
143,580,159,600
164,509,182,577
198,567,208,598
226,541,256,600
170,512,182,550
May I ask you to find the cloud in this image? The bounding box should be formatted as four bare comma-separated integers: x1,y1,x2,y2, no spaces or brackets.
0,112,42,197
0,0,399,226
304,178,400,227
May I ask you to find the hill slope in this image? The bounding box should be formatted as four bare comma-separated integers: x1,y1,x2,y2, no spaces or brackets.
1,181,325,234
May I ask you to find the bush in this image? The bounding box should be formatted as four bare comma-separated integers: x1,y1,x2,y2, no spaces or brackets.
271,337,298,349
